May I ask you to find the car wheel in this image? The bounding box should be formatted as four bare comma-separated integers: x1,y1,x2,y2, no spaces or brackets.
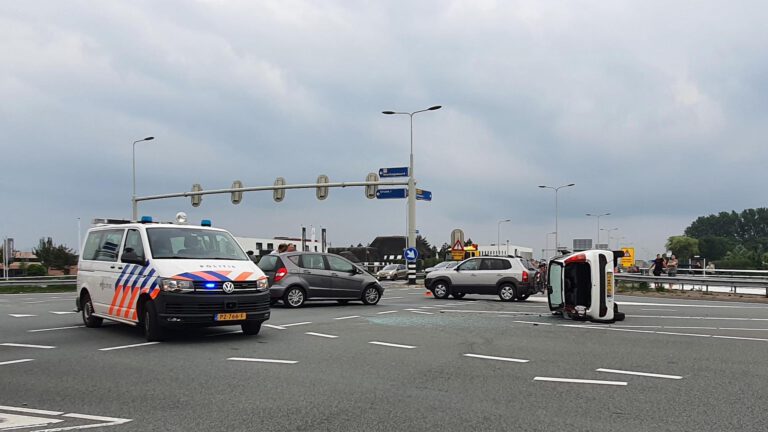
283,287,306,308
362,286,381,305
241,321,262,335
452,292,466,299
517,293,530,301
143,301,165,342
431,281,451,299
81,292,103,328
337,300,350,305
498,283,517,302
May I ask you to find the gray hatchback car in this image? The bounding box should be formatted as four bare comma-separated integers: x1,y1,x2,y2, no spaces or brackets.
258,252,384,308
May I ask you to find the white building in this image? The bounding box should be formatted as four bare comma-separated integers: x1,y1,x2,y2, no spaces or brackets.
476,243,533,259
235,236,322,254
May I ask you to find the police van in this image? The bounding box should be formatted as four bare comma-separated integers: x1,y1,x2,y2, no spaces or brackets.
75,213,271,341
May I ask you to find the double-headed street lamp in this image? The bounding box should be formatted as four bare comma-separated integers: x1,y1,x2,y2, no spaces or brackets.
586,212,611,246
382,105,441,285
497,219,511,255
538,183,575,255
600,227,619,249
132,136,155,221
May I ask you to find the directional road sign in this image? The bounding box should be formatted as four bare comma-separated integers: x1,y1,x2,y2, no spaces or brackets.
404,247,419,262
376,188,407,199
378,167,409,178
416,189,432,201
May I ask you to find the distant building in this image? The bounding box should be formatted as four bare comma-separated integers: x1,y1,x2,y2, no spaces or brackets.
329,236,407,263
234,236,322,256
476,244,533,260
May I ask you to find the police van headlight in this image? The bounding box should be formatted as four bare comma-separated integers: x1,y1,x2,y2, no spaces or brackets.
256,278,269,292
160,279,193,293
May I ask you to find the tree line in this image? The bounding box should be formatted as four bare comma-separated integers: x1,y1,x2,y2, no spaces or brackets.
666,208,768,269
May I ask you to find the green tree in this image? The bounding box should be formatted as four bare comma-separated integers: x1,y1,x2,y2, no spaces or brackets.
697,236,736,261
438,243,451,261
33,237,78,274
720,245,757,269
665,236,699,262
416,235,433,259
26,263,47,276
464,238,474,247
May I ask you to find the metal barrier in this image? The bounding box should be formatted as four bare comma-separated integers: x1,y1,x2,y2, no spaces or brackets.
0,275,76,288
615,273,768,297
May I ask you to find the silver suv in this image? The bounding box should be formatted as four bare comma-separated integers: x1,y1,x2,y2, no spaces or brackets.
424,256,537,301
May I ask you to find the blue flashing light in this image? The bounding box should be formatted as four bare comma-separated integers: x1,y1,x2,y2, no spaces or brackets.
204,282,216,289
140,216,153,223
201,219,212,227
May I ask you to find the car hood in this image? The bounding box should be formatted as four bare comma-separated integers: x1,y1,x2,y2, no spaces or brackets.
151,259,266,281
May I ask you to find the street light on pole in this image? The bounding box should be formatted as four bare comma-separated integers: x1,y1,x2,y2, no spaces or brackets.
497,219,511,255
382,105,441,285
600,227,619,249
545,231,556,258
132,136,155,221
586,212,611,246
538,183,575,255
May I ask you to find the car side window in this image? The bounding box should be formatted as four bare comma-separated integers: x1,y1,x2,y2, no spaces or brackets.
258,255,279,271
287,255,300,266
94,229,125,262
122,229,145,261
327,255,354,272
300,254,327,270
500,259,512,270
81,231,105,261
458,259,479,271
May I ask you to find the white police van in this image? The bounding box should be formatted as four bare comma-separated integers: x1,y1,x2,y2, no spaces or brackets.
76,213,271,341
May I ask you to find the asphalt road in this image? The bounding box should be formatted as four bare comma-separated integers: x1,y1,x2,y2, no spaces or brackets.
1,284,768,431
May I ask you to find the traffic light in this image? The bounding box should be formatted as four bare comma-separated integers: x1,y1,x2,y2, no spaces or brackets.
273,177,286,202
365,172,379,199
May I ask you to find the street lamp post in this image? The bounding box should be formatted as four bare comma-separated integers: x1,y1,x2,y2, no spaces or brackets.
600,227,619,249
383,105,441,285
545,231,556,258
538,183,575,255
132,136,155,221
586,212,611,246
497,218,511,255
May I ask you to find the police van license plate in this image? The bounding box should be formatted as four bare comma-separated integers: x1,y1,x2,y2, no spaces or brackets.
215,312,246,321
606,273,614,297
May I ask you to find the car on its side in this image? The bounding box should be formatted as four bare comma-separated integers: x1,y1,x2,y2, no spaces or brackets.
262,252,384,308
376,263,408,280
425,256,537,301
424,261,458,274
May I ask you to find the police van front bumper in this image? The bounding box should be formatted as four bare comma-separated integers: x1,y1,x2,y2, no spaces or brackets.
153,291,271,327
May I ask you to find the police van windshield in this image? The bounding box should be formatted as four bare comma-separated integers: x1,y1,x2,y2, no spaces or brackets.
147,228,248,260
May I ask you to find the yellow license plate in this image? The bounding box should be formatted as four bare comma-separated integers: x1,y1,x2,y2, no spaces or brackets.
215,312,246,321
606,273,614,297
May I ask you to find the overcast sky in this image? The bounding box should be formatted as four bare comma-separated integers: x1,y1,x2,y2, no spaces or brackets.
2,0,766,261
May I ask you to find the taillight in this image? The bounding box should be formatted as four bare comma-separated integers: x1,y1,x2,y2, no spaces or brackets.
522,272,529,283
274,267,288,282
565,253,587,264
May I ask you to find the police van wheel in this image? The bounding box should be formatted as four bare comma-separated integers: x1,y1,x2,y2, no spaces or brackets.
241,321,262,335
81,292,102,328
143,301,165,342
498,284,517,302
431,281,450,299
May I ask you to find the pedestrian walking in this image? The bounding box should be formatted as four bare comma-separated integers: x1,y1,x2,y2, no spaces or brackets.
651,254,665,277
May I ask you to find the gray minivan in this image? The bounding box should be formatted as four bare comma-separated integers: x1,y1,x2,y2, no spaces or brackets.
258,252,384,308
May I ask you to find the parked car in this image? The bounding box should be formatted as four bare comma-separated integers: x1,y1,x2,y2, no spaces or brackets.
424,261,458,274
376,263,408,280
424,256,537,301
261,252,384,308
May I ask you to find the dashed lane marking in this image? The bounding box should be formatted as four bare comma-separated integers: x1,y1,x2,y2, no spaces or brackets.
227,357,298,364
98,342,159,351
463,353,529,363
334,316,360,320
28,326,85,333
8,314,36,318
281,322,312,327
382,296,404,300
596,368,683,380
0,359,34,366
369,341,417,349
49,311,77,315
561,324,768,342
534,377,627,386
305,332,339,339
1,343,55,349
376,310,398,315
410,311,434,315
264,324,286,330
511,320,553,326
641,308,678,312
629,315,768,321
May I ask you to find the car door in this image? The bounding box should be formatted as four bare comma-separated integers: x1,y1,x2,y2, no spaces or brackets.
298,253,334,298
113,229,151,321
327,255,363,298
547,261,564,311
452,258,481,293
88,228,126,316
478,258,507,295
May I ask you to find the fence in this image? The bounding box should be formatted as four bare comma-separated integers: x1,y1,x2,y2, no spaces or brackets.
615,273,768,297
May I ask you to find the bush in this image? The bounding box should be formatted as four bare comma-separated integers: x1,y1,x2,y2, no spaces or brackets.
26,264,47,277
638,281,649,291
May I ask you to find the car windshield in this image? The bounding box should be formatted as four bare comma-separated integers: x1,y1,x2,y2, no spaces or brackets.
434,262,450,269
446,262,458,269
147,227,248,260
383,264,398,270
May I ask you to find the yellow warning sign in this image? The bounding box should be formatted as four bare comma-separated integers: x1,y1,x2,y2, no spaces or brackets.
620,247,635,267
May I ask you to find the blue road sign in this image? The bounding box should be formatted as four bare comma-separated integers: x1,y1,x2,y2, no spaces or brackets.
376,188,407,199
378,167,409,178
404,247,419,262
416,189,432,201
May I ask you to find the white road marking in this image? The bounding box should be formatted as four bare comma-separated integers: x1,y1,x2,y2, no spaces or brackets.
376,310,398,315
612,325,718,330
0,405,64,416
49,311,77,315
264,324,286,330
534,376,627,386
712,335,768,342
63,412,133,423
305,332,339,339
369,341,417,349
383,296,404,300
0,413,63,429
28,325,85,333
0,358,34,366
8,314,36,318
512,320,553,326
407,292,422,295
630,315,768,321
641,308,678,312
561,323,768,342
98,342,159,351
410,310,434,315
1,343,56,349
440,309,538,315
227,357,298,364
615,301,766,309
596,368,683,380
281,321,312,327
656,331,711,337
418,306,436,309
463,353,529,363
334,315,360,320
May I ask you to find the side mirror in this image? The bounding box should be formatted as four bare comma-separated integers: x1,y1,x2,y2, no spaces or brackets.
121,250,146,266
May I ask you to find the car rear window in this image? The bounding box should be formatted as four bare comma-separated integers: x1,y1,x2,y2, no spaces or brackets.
257,255,281,272
518,258,537,271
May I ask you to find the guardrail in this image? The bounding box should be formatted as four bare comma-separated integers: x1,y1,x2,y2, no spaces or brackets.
0,275,77,288
615,273,768,297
